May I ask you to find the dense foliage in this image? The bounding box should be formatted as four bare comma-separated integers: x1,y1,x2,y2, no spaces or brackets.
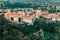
0,15,60,40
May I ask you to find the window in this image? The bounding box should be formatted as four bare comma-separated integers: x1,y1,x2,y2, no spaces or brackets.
59,15,60,16
51,17,52,19
18,18,21,22
11,17,13,20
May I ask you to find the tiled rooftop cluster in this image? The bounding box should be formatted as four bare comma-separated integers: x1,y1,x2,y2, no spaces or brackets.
4,10,60,24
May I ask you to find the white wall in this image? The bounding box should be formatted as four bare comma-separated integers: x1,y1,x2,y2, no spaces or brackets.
23,19,32,24
14,18,18,22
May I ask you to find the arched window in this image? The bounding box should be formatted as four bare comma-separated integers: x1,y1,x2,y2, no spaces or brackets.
11,17,13,20
18,18,21,22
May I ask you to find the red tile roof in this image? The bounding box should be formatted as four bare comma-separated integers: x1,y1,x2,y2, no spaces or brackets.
4,10,60,21
47,14,59,19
